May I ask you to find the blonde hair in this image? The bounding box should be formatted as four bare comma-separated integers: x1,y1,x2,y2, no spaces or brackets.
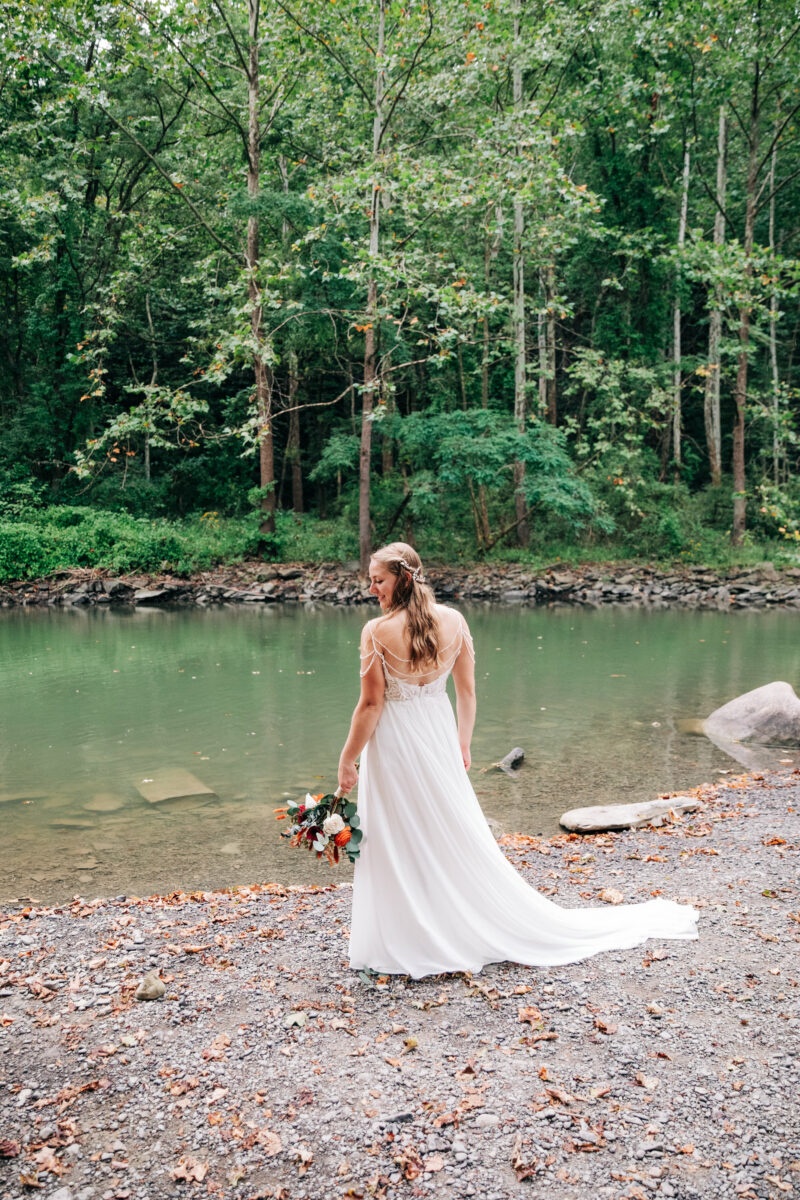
370,542,440,668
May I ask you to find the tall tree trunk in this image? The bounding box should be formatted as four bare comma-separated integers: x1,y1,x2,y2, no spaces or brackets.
545,263,557,425
732,77,761,546
672,144,690,480
537,271,547,414
704,106,726,487
360,0,386,575
481,204,502,409
279,155,303,513
246,0,275,540
287,353,303,512
511,0,528,547
768,123,780,485
144,292,157,483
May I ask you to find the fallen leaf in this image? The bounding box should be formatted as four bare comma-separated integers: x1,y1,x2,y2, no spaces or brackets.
295,1145,313,1174
283,1010,307,1028
634,1072,660,1091
171,1156,208,1182
424,1154,445,1172
511,1134,538,1181
594,1017,617,1035
599,888,624,905
256,1130,282,1157
518,1006,544,1026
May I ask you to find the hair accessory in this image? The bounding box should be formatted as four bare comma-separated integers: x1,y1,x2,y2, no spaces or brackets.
398,558,422,583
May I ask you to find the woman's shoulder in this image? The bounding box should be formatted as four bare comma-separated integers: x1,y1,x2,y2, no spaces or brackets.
433,603,469,628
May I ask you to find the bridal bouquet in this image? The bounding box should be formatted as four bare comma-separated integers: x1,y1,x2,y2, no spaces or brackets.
274,789,362,866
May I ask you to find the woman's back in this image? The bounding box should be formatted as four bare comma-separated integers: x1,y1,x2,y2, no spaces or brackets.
366,604,467,685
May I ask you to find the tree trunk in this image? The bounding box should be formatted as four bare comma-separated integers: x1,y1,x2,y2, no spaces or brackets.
482,232,491,409
704,109,726,488
672,144,690,480
359,0,386,576
246,0,275,540
287,352,303,512
537,272,547,414
768,123,780,485
511,0,528,547
545,262,557,425
732,78,761,546
279,155,303,513
481,204,502,409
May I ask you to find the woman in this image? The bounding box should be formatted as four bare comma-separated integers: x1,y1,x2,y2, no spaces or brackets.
338,542,698,979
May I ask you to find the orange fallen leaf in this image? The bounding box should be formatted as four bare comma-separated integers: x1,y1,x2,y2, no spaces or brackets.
171,1155,208,1182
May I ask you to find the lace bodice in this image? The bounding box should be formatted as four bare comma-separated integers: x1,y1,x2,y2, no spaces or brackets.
360,616,474,703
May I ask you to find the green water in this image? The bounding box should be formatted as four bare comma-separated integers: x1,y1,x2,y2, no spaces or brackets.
1,603,798,905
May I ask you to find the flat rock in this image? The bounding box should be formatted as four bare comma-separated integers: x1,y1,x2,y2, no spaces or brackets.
560,795,700,832
135,769,218,806
704,680,800,747
133,588,170,603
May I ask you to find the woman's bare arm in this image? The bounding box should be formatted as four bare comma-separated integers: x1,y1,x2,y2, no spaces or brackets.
338,623,385,792
451,617,476,770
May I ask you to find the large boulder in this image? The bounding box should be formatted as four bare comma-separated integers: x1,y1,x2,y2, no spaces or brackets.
703,681,800,747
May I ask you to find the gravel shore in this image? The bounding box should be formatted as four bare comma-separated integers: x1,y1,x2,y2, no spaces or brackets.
1,770,798,1200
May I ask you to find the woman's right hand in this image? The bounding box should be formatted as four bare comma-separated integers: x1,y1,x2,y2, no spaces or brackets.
338,759,359,793
460,743,471,771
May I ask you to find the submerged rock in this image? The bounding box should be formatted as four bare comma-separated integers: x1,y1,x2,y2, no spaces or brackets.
704,680,800,747
136,769,218,806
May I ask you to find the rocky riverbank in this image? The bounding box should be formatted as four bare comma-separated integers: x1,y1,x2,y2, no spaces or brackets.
1,769,798,1200
4,560,800,610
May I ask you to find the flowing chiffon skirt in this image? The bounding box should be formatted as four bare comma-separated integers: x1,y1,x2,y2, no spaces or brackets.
349,692,698,979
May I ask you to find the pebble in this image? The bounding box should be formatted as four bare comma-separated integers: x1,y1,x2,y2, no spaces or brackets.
0,770,796,1200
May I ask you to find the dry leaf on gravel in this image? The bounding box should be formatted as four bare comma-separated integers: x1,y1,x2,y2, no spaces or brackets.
512,1135,538,1181
634,1072,660,1090
171,1156,208,1182
256,1129,282,1157
295,1145,313,1174
599,888,624,904
594,1017,618,1034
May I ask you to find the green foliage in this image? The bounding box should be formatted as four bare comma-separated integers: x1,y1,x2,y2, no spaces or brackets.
0,508,262,581
0,0,798,575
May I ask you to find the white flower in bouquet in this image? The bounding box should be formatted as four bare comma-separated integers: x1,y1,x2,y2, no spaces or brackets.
323,813,346,837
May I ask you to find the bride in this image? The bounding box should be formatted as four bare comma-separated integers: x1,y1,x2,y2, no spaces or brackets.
337,542,698,979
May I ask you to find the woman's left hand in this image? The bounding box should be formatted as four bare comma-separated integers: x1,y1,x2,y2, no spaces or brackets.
338,759,359,793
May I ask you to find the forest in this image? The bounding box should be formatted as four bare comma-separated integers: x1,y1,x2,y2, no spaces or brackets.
1,0,799,578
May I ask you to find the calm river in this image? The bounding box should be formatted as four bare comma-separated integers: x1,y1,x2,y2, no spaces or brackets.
1,603,798,905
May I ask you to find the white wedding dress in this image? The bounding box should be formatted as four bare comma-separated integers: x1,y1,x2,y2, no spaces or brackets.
349,616,699,979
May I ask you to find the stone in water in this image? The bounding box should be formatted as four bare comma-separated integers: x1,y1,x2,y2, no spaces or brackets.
136,769,218,806
704,681,800,747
